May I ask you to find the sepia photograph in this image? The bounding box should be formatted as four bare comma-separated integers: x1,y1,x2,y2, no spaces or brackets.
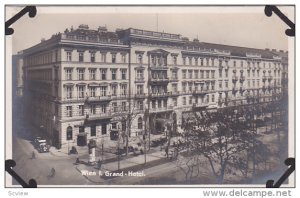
5,5,295,187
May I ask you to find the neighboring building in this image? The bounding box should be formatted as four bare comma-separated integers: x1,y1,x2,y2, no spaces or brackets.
21,24,286,148
12,51,24,98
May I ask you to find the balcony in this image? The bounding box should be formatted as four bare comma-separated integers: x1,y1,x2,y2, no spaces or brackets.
150,106,174,113
149,77,170,84
85,112,112,124
149,92,171,98
150,65,168,70
192,103,208,109
240,76,245,82
170,91,180,96
232,76,239,83
170,77,179,82
192,89,209,96
86,96,111,104
135,78,145,83
134,93,146,99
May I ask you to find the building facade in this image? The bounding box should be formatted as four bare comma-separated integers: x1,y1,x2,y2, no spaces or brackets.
21,24,286,148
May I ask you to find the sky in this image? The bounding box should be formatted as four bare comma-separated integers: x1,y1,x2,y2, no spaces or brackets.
8,6,294,54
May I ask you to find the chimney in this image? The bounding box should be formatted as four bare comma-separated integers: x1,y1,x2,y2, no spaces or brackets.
272,49,276,52
279,50,284,53
265,48,270,51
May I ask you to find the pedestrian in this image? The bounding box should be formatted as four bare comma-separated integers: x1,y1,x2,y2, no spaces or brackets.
31,151,35,159
75,157,80,164
165,147,169,158
97,159,102,170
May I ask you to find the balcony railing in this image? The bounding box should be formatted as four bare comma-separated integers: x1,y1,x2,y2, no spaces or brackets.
149,77,170,84
86,96,112,103
134,93,146,98
150,65,168,70
135,78,145,83
150,106,174,113
149,92,171,98
192,89,210,95
85,112,113,122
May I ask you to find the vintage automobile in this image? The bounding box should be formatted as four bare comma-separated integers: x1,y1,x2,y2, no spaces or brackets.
37,142,50,153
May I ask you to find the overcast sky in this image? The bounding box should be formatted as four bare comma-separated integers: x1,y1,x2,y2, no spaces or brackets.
8,6,293,54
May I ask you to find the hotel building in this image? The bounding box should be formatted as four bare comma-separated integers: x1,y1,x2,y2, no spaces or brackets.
20,24,286,148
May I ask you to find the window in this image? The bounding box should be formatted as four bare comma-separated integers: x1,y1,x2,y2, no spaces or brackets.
137,70,144,80
79,52,84,62
121,54,126,63
217,69,222,78
172,84,178,92
66,106,72,117
121,84,127,95
101,53,106,62
252,80,255,87
173,98,177,106
225,70,228,78
206,70,210,79
163,99,167,108
252,70,255,77
200,58,204,66
122,101,127,111
67,52,72,61
219,60,222,67
152,100,156,109
79,105,84,116
189,57,193,65
112,53,116,63
257,80,260,87
200,70,204,78
101,124,107,135
89,69,96,80
138,54,143,64
101,104,106,113
101,69,107,80
90,125,96,137
100,86,107,96
137,100,143,110
211,83,215,91
219,81,223,88
211,70,215,78
183,57,186,65
188,83,193,92
182,70,187,79
212,94,215,102
194,70,199,79
90,87,96,97
225,81,228,88
257,70,260,77
182,97,186,105
206,58,209,66
158,100,162,108
90,52,95,62
111,84,117,96
241,61,244,67
173,56,177,65
66,126,73,140
137,85,144,95
111,69,117,80
121,69,127,80
233,61,236,67
182,82,186,92
247,70,250,77
66,87,72,99
91,105,96,115
79,126,85,133
172,70,177,79
189,70,193,79
112,102,118,112
189,96,192,105
77,86,85,98
65,69,72,80
78,69,84,80
138,117,143,129
211,58,215,66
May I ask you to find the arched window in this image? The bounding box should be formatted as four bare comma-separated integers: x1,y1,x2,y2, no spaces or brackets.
66,126,73,140
138,117,143,129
